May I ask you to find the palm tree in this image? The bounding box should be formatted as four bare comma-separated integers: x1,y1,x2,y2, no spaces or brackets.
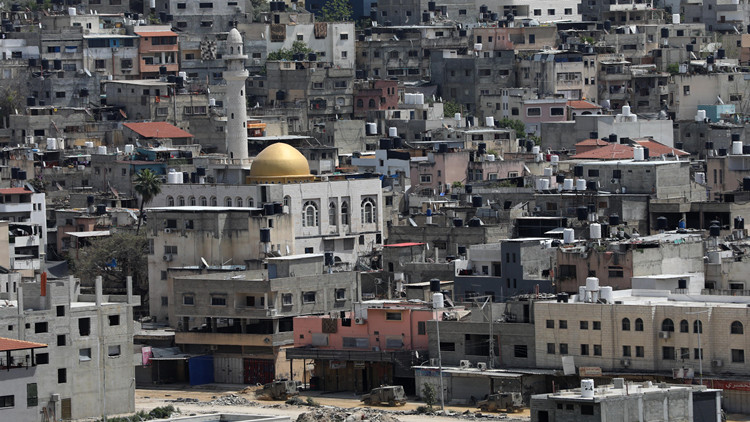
134,169,162,234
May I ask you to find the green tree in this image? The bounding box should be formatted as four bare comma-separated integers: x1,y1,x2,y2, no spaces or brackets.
134,169,162,234
666,63,679,75
320,0,353,22
267,41,314,61
443,99,461,118
497,117,526,136
422,383,437,408
250,0,269,21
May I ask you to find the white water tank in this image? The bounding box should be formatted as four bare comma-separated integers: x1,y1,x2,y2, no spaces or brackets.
46,138,57,150
404,93,414,104
178,71,187,79
590,223,602,239
563,228,575,244
622,105,631,116
532,145,541,155
672,13,680,24
563,178,574,190
600,286,613,303
474,43,483,51
388,127,398,137
576,179,586,191
581,379,595,398
633,145,645,161
695,110,707,122
539,179,550,190
485,116,494,127
209,98,216,107
85,141,94,148
695,172,706,184
486,154,495,161
167,169,182,184
416,93,424,104
578,286,587,302
433,292,444,309
454,113,462,121
149,0,156,8
97,146,107,155
68,7,76,15
536,153,544,162
586,277,600,291
550,155,559,164
366,123,377,135
733,141,743,155
543,167,553,176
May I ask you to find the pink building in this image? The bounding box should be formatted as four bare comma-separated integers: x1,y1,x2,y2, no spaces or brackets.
288,301,444,393
522,98,570,136
409,151,469,196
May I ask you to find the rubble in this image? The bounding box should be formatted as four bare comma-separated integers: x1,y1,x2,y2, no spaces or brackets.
296,408,402,422
195,394,259,407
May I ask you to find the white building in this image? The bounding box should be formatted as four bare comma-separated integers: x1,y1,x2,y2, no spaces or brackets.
0,187,47,277
224,28,250,162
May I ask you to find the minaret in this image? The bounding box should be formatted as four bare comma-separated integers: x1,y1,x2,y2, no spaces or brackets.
223,28,249,161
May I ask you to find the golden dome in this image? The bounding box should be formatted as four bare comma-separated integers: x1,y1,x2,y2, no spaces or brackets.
247,143,313,184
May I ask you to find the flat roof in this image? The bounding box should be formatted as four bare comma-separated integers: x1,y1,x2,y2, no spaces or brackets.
67,230,111,238
105,79,171,86
267,253,324,261
147,206,263,212
383,242,425,248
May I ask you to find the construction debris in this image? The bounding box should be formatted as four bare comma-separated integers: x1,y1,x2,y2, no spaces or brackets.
296,408,402,422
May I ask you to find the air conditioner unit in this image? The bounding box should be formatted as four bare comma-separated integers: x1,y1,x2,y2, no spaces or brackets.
621,358,631,367
658,331,671,339
477,362,487,371
254,59,261,65
164,228,173,234
162,254,173,262
459,359,471,369
712,359,723,367
50,394,60,402
354,317,366,325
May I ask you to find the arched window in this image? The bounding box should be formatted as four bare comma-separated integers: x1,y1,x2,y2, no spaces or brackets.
248,197,254,207
283,195,291,207
178,196,185,206
368,98,376,108
167,196,174,206
635,318,644,331
621,318,630,331
341,201,349,225
661,318,674,332
680,319,689,333
693,320,703,334
189,196,196,206
361,198,376,224
303,201,318,227
731,321,744,334
225,197,233,207
236,197,243,207
356,98,364,108
200,196,207,206
329,201,337,226
210,196,217,206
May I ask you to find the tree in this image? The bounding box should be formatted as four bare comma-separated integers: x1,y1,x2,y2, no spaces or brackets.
443,100,461,118
422,383,437,408
320,0,353,22
134,169,162,234
496,117,526,136
267,41,314,61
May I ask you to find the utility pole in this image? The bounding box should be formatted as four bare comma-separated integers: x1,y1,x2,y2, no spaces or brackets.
434,316,445,411
488,297,495,369
687,308,710,386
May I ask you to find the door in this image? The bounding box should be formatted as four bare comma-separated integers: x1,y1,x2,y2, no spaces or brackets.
243,358,274,385
61,398,71,420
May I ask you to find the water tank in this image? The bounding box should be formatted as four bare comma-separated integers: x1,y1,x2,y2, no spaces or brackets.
532,145,541,155
485,116,494,127
678,220,686,229
17,170,26,180
672,13,680,24
182,172,189,183
26,96,35,107
468,217,482,227
366,123,377,135
46,138,57,150
656,216,668,230
379,139,393,150
324,252,334,266
196,167,206,176
577,206,588,221
586,277,600,291
433,292,444,309
264,203,275,215
87,195,95,205
472,196,483,207
563,179,574,190
633,146,645,161
563,228,575,244
551,155,559,164
735,216,745,230
539,179,550,190
85,141,94,148
260,228,271,243
543,167,553,176
574,165,584,177
525,139,535,152
717,49,726,59
429,278,441,292
457,246,467,255
10,168,18,179
308,53,317,61
556,174,565,184
454,113,461,121
453,218,463,227
731,141,742,155
600,286,613,303
743,145,750,155
744,176,750,191
622,105,631,116
609,214,620,225
97,146,107,155
124,144,134,154
388,127,398,137
576,179,586,191
578,285,587,302
68,7,76,15
707,55,715,65
695,109,706,121
709,224,721,237
719,148,728,156
272,202,282,214
586,180,597,191
167,170,182,184
590,223,602,239
96,204,106,215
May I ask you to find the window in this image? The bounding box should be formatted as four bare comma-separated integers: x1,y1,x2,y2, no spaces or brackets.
361,198,376,224
636,346,644,357
340,33,349,40
385,312,402,321
35,322,48,333
0,395,14,408
418,321,426,335
635,318,644,331
527,107,541,117
661,318,674,332
594,344,602,356
329,202,337,226
581,405,594,415
732,321,744,334
183,295,194,305
547,343,555,354
199,2,213,7
210,295,227,306
514,345,528,358
282,293,293,306
695,348,703,359
593,321,601,330
581,344,589,355
681,347,690,359
662,346,675,360
79,318,91,336
559,343,568,355
680,319,689,333
335,289,346,301
580,321,588,330
36,354,48,364
440,342,455,351
26,383,37,407
534,9,541,15
547,8,555,15
58,368,67,383
121,58,133,69
546,319,554,329
622,318,630,331
420,174,432,183
108,315,120,326
693,320,703,333
623,345,631,357
588,169,600,177
108,345,121,357
303,292,316,304
303,201,319,227
79,348,92,361
559,320,567,329
683,86,690,95
57,335,66,346
732,349,746,363
564,8,572,14
550,107,564,116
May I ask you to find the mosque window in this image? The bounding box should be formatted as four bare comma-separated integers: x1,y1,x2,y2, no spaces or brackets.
225,197,232,207
236,197,243,207
341,201,349,225
283,196,291,207
200,196,207,206
329,202,337,225
189,196,196,206
178,196,185,206
303,201,319,227
167,196,174,206
361,198,376,224
210,196,217,206
248,197,254,207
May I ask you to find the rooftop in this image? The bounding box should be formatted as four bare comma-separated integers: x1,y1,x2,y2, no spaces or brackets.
123,122,194,139
0,337,47,352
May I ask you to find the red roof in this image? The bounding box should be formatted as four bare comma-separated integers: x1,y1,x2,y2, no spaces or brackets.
635,139,689,157
123,122,193,139
567,100,602,109
134,31,178,37
576,138,609,146
0,187,32,195
0,337,46,352
573,143,634,159
383,242,425,248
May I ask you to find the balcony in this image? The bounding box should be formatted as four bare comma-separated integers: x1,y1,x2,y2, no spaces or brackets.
0,203,32,214
175,331,293,347
13,259,41,271
12,235,40,247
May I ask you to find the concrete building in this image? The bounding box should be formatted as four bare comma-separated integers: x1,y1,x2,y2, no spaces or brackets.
516,51,595,102
0,276,138,420
531,380,722,422
224,28,250,162
541,115,674,152
0,187,47,276
670,72,745,122
133,26,178,78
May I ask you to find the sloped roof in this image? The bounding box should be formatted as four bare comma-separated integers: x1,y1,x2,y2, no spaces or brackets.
567,100,602,109
0,187,32,195
635,139,689,157
576,138,609,147
573,143,634,159
0,337,46,352
123,122,193,139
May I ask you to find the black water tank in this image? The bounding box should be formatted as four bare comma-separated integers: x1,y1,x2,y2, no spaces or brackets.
587,180,597,191
706,141,714,150
556,174,565,183
274,202,283,214
719,148,727,156
472,196,483,207
601,222,609,238
468,217,482,227
709,224,721,237
197,167,206,176
525,139,534,152
430,278,440,292
159,65,167,75
587,203,596,213
28,58,36,67
590,131,599,139
656,216,668,230
686,44,693,52
490,12,498,20
182,172,189,183
269,1,278,11
574,165,584,177
735,216,745,230
276,90,286,100
577,206,588,221
96,204,106,215
661,27,669,38
379,138,392,150
17,170,26,180
392,137,402,149
167,75,176,83
743,145,750,155
643,147,649,159
264,203,275,215
457,246,467,255
465,185,473,194
609,214,620,225
87,195,95,205
732,133,741,142
707,55,715,64
609,133,617,143
717,49,726,59
260,228,271,243
324,252,334,266
10,168,18,179
710,219,721,228
480,5,488,13
190,172,197,183
308,53,317,61
744,176,750,191
453,218,463,227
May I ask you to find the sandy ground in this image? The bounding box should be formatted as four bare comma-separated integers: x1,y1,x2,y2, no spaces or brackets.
129,384,531,422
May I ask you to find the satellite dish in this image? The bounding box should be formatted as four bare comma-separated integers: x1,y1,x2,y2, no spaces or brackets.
200,257,209,269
